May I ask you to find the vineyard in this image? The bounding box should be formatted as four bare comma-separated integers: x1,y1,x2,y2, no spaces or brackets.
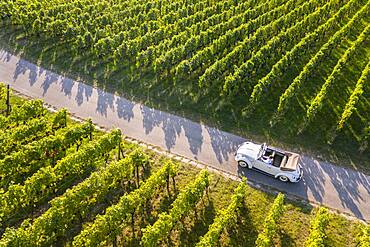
0,85,367,246
0,0,370,171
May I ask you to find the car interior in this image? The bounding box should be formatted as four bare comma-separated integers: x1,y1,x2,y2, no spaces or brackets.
262,148,286,167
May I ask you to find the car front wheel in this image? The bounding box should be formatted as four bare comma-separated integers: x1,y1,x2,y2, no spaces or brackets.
278,175,290,182
238,160,249,168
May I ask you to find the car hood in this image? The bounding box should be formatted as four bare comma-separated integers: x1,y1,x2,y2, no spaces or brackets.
236,142,261,160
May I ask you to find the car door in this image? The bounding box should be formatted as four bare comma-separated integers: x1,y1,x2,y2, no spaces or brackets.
253,159,274,174
269,165,281,176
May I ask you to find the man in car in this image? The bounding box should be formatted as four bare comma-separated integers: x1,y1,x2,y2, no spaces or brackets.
262,155,274,165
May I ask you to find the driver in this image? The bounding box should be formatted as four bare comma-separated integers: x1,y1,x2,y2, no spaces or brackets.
262,155,274,165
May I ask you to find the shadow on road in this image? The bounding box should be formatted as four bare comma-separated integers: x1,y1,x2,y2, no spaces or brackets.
3,49,370,221
237,156,369,220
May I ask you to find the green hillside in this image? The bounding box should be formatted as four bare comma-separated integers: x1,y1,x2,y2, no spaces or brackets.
0,0,369,172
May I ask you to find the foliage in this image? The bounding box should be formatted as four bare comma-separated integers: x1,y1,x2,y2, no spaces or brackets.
247,0,366,113
196,178,247,247
0,149,144,246
0,119,93,189
0,129,120,229
0,82,11,101
275,1,370,121
306,23,370,123
72,160,178,246
141,170,210,247
255,193,285,247
0,93,363,246
0,109,67,158
9,99,46,122
357,224,370,247
2,0,370,152
1,0,370,244
337,59,370,130
305,207,330,247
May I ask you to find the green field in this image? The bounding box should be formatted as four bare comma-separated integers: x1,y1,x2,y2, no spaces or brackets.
0,86,368,246
1,0,370,173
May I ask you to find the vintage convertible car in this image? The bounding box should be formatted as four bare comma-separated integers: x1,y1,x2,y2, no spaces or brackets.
235,142,303,182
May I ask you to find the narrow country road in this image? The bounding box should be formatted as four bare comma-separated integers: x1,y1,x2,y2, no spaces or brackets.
0,50,369,221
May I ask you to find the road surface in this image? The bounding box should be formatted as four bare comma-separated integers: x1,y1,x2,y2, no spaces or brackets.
0,50,369,221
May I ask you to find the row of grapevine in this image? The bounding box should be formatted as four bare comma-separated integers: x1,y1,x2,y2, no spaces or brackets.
0,149,148,246
8,0,103,35
275,1,370,121
105,0,209,31
136,0,257,68
92,0,192,55
0,83,11,116
3,0,370,145
5,99,46,127
336,59,370,130
0,88,366,244
93,0,216,57
0,83,10,101
0,109,67,157
198,0,325,88
0,120,93,190
0,129,121,228
115,0,236,61
195,179,247,247
4,0,210,57
357,224,370,247
152,0,271,74
245,0,366,113
305,208,329,247
173,0,291,77
305,23,370,123
72,160,178,246
255,193,285,247
141,170,210,246
228,0,350,100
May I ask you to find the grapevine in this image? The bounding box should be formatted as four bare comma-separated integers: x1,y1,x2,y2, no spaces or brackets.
255,193,285,247
306,23,370,123
72,160,178,246
196,178,247,247
0,149,148,246
275,1,370,119
305,208,329,247
337,60,370,130
0,129,121,228
141,170,210,247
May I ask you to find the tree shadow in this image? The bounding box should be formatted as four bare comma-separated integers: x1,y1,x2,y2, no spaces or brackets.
1,25,370,222
177,200,216,247
226,203,258,247
75,82,93,106
96,88,114,117
41,70,59,95
237,154,370,221
280,230,295,247
140,105,204,157
13,59,38,86
116,96,135,121
206,126,245,164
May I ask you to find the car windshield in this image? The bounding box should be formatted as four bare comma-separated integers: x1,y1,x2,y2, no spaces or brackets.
257,144,265,159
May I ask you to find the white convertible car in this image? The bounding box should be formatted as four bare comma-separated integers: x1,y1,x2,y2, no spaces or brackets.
235,142,303,183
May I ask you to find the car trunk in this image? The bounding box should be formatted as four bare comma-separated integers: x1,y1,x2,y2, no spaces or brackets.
280,152,299,171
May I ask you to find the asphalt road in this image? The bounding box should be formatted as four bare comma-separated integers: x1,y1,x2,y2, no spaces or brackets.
0,50,369,221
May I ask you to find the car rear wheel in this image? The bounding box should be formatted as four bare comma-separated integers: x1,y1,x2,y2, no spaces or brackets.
238,161,249,168
278,175,290,182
